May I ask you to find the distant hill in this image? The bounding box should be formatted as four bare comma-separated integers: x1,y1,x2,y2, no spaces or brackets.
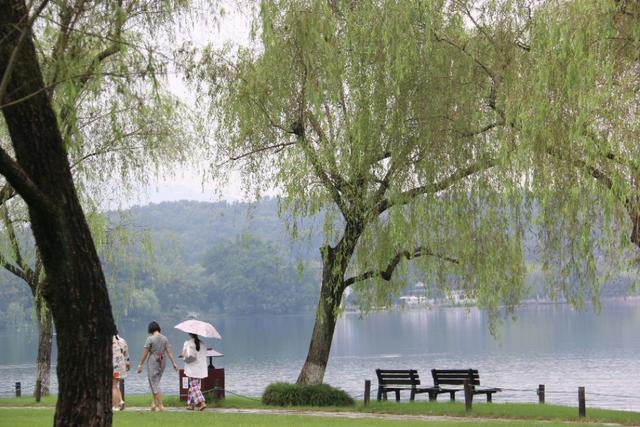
120,198,323,266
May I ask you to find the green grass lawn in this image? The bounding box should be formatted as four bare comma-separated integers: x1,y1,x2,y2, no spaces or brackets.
2,394,639,426
0,408,618,427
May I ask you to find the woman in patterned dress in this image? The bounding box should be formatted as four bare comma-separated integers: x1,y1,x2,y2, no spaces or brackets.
181,333,207,410
135,321,178,411
111,333,128,411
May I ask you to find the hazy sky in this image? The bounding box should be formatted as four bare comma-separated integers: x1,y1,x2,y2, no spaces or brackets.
133,5,254,206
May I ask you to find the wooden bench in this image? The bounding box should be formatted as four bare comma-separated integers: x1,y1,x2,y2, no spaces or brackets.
375,369,435,402
430,369,501,402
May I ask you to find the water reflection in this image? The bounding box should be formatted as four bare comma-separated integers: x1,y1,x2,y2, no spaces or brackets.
1,301,640,411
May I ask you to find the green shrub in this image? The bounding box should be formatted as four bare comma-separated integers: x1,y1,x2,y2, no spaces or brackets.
262,382,354,407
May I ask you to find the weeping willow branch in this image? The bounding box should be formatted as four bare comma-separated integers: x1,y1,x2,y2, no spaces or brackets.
298,131,349,216
432,31,495,82
218,141,298,166
0,251,29,283
375,156,498,215
0,204,26,271
343,246,459,287
305,110,348,194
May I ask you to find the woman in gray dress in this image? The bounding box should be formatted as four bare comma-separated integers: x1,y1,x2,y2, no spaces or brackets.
135,321,178,411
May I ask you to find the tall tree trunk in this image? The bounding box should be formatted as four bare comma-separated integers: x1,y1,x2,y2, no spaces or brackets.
35,305,52,396
297,240,353,385
0,2,115,426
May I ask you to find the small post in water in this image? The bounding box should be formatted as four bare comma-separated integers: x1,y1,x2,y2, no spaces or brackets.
537,384,545,404
578,386,586,417
364,379,371,407
463,379,472,413
15,382,21,398
35,380,41,402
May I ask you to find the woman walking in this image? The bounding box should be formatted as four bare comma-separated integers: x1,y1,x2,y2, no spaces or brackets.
136,321,178,411
181,333,207,410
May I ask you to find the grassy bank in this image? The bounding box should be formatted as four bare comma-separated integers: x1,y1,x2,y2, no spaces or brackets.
1,395,639,426
0,408,617,427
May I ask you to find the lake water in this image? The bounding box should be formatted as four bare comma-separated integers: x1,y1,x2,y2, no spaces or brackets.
1,300,640,411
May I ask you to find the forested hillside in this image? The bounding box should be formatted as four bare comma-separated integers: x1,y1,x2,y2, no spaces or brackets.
1,198,637,327
104,198,323,320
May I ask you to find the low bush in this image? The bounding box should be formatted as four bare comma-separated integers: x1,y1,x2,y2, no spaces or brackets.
262,382,354,407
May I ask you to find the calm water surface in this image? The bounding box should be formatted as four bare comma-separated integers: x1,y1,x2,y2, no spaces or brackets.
1,300,640,411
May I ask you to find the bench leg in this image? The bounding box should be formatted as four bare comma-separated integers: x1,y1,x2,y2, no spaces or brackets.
377,389,382,402
428,391,436,402
410,389,415,402
449,391,455,402
395,390,400,402
487,393,493,403
383,392,388,401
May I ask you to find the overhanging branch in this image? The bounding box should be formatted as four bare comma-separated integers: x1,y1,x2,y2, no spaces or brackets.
375,156,497,214
343,246,458,287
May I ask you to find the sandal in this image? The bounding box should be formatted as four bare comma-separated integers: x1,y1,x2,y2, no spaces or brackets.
119,402,125,411
198,403,206,411
186,405,194,411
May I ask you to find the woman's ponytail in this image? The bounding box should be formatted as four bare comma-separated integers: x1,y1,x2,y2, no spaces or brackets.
190,333,200,351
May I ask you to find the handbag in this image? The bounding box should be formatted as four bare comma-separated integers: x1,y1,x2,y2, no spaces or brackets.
184,343,197,363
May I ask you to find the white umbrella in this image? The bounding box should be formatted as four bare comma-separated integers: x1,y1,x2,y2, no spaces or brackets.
206,348,223,357
174,319,222,339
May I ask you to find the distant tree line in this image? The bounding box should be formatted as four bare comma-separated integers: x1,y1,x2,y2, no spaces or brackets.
2,198,637,326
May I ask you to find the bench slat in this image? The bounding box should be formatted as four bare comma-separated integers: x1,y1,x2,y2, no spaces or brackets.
379,380,419,385
431,369,481,387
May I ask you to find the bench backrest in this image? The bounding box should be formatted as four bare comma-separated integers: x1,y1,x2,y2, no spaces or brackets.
431,369,480,387
376,369,420,386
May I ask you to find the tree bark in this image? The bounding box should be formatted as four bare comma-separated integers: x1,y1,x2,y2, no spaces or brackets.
0,2,115,426
35,305,52,397
630,212,640,249
296,245,346,385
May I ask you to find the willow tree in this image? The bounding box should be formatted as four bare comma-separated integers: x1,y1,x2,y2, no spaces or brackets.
0,0,195,398
0,0,116,424
450,0,640,304
203,0,528,384
520,0,640,300
0,0,197,424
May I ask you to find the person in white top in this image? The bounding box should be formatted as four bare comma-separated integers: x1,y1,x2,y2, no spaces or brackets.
112,332,129,411
181,333,208,410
